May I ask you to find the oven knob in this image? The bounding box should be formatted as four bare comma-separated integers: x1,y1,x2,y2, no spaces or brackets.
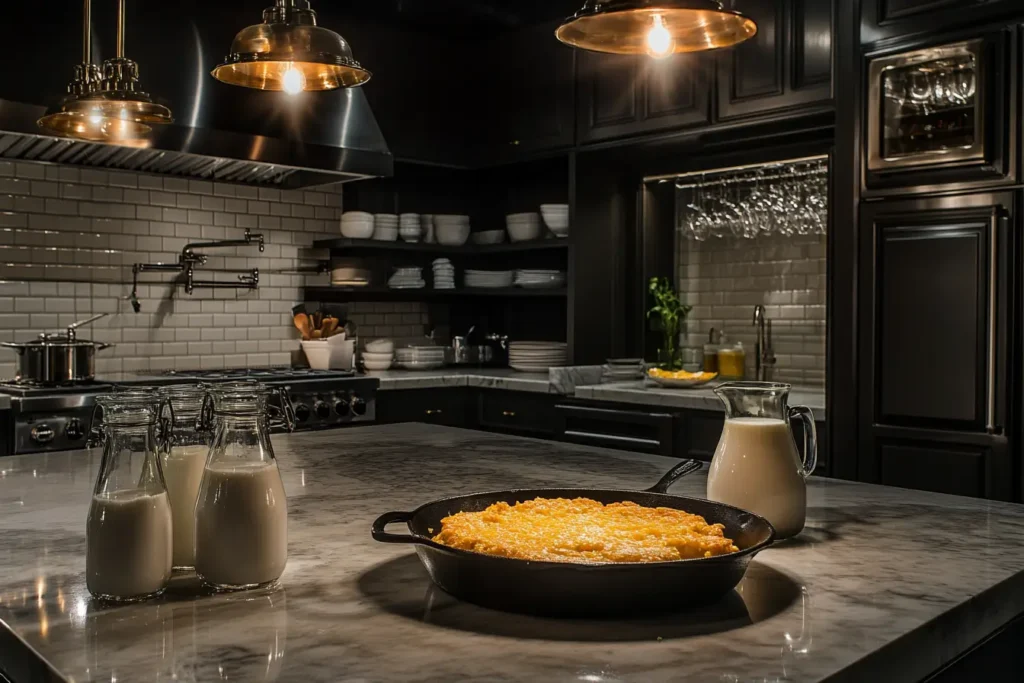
293,404,311,423
314,401,331,419
65,419,85,441
31,424,56,444
334,397,350,416
351,396,367,416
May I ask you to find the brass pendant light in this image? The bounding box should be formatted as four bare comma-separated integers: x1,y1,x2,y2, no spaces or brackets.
39,0,172,143
555,0,758,58
212,0,370,94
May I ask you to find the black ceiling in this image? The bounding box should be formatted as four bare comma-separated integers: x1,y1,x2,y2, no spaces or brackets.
335,0,582,34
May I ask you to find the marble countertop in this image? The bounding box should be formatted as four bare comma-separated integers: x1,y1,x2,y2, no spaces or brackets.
373,366,602,395
575,381,828,421
3,425,1024,682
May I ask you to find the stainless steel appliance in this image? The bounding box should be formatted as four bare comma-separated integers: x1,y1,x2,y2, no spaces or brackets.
0,368,379,456
0,314,112,384
867,39,986,172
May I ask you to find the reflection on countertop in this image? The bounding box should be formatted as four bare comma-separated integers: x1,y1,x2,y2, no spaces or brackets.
373,366,604,394
2,424,1024,682
574,381,827,421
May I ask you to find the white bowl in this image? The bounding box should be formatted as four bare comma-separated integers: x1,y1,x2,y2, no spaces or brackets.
365,338,395,353
471,229,507,245
342,211,373,220
434,214,470,223
507,212,541,222
362,351,395,362
372,226,399,241
341,221,374,239
540,204,568,212
301,340,332,370
507,221,542,242
436,223,471,246
363,358,394,371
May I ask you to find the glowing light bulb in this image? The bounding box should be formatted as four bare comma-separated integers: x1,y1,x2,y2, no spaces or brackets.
282,66,305,95
646,14,674,59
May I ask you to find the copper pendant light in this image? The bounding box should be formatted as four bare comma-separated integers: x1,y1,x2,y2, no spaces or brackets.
555,0,757,58
211,0,370,94
39,0,172,143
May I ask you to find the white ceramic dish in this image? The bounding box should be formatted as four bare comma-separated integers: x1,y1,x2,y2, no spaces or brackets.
301,340,332,370
362,351,395,362
372,226,399,241
366,339,395,353
363,359,394,371
436,223,470,246
341,221,374,239
507,222,541,242
471,230,507,245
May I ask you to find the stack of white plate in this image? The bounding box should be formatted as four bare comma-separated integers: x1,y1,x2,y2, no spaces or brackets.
602,358,645,383
465,269,514,288
433,258,456,289
395,346,446,370
514,269,566,289
399,213,422,242
506,213,542,242
388,266,425,290
508,341,568,373
540,204,569,238
373,214,399,241
341,211,374,239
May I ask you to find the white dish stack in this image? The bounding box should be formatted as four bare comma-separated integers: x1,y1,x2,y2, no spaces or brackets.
400,213,422,242
433,258,456,289
341,211,374,239
602,358,646,383
395,346,446,370
508,341,568,373
540,204,569,238
506,213,542,242
421,214,436,243
465,269,514,288
388,266,425,289
373,213,399,241
514,269,566,289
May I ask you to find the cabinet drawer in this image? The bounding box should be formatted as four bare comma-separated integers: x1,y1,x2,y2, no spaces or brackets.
556,404,675,456
478,391,559,436
376,389,470,427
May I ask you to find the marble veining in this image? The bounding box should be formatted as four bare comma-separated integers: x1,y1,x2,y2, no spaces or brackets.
2,424,1024,683
575,381,827,420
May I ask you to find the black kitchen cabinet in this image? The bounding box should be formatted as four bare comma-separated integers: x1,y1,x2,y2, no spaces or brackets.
857,193,1014,500
555,402,676,456
717,0,834,121
861,0,1022,45
484,21,577,160
375,389,472,428
576,50,712,144
477,391,561,437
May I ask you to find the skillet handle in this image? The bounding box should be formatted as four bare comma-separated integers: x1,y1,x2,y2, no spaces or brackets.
371,511,421,544
645,459,703,494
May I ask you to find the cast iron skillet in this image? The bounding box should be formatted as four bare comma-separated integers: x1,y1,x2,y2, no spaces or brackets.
371,460,776,616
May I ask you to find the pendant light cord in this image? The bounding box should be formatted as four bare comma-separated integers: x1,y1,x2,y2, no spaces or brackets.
116,0,126,59
82,0,92,69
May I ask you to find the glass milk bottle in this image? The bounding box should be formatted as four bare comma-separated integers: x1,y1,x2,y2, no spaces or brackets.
158,384,210,572
87,390,173,601
194,382,289,590
707,382,817,539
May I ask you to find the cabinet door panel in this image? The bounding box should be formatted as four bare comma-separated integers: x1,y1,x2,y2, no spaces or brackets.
877,440,988,498
876,223,987,426
478,391,559,436
643,54,712,126
793,0,833,89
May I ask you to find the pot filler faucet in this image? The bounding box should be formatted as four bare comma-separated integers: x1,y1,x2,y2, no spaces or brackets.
752,305,777,382
129,229,264,312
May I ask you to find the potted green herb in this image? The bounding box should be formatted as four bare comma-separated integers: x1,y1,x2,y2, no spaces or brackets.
648,277,692,370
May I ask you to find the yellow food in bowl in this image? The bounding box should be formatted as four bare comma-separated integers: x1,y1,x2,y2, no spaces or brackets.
647,368,718,381
432,497,739,563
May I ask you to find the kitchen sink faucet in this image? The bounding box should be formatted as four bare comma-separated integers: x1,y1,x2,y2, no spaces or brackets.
752,305,777,382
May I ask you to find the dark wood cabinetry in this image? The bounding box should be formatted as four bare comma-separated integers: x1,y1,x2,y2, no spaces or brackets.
861,0,1022,44
576,51,712,144
477,391,561,436
717,0,834,120
857,193,1014,500
375,389,473,428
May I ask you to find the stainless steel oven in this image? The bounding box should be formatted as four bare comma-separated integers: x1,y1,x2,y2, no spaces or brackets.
867,39,986,172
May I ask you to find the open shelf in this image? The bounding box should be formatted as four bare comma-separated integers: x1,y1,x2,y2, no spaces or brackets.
305,286,567,302
311,238,570,254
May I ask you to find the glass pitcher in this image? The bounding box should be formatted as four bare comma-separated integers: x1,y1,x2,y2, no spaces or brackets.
706,382,817,540
86,390,173,601
194,381,291,591
158,384,209,572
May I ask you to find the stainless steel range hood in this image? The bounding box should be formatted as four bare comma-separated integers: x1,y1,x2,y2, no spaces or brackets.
0,3,392,188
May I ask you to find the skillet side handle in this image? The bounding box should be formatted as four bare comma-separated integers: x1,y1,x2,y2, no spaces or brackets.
645,459,703,494
371,511,421,544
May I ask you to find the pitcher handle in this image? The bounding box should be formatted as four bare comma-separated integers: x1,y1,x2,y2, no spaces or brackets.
788,405,817,478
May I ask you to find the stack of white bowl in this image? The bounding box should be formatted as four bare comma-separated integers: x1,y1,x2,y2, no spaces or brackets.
432,258,456,289
514,269,566,289
465,269,514,288
363,339,395,372
373,213,399,241
470,229,507,245
421,214,436,243
395,346,446,370
388,266,425,289
434,215,471,246
341,211,374,239
540,204,569,238
400,213,422,242
508,341,568,373
506,213,542,242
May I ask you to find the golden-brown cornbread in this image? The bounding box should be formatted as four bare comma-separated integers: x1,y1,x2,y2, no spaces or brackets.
432,497,739,563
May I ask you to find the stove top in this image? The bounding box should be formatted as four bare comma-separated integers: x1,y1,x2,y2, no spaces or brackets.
0,381,113,397
157,367,356,381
